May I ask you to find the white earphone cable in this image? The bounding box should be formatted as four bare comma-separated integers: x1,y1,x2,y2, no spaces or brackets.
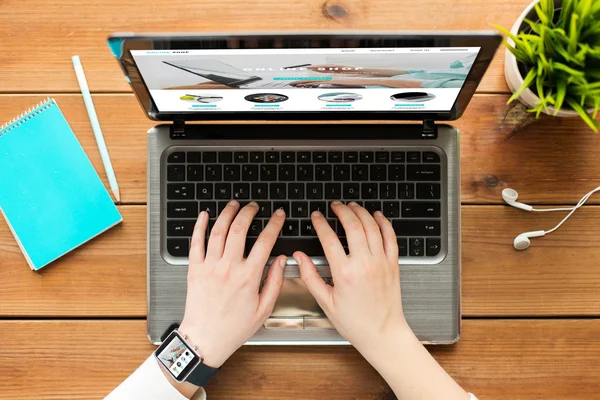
544,186,600,234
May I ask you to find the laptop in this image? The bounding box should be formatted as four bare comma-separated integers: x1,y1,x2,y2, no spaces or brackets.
108,32,500,345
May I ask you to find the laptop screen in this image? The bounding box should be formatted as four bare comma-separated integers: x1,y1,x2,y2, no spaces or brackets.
131,47,480,114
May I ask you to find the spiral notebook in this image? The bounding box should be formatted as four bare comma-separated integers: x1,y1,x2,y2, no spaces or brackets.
0,98,122,270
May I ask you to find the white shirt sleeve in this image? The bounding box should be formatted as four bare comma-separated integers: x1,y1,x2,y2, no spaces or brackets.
105,355,207,400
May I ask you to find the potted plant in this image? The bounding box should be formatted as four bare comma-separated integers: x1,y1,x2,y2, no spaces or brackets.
496,0,600,132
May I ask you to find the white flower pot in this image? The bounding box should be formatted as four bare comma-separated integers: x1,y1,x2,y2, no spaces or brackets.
504,0,585,117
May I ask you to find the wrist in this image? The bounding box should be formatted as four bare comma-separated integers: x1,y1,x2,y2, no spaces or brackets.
355,319,417,363
156,358,199,399
178,321,227,368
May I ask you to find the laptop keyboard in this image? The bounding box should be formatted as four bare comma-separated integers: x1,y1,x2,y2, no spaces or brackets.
164,147,444,261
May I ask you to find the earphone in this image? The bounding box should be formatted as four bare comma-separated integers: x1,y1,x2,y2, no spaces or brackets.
502,186,600,250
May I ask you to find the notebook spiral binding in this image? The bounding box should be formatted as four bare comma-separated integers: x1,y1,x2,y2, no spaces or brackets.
0,97,55,137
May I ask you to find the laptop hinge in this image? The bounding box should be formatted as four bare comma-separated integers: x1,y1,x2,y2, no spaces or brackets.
421,119,437,139
170,120,186,139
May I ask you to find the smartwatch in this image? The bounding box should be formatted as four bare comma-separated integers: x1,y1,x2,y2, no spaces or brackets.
154,329,220,386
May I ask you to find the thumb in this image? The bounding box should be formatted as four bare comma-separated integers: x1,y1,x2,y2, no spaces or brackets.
294,251,333,310
258,255,287,318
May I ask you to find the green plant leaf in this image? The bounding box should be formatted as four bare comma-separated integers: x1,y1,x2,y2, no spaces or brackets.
554,80,568,114
566,97,600,132
508,67,538,104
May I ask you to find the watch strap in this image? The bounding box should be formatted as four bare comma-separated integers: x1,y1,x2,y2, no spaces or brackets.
186,361,220,386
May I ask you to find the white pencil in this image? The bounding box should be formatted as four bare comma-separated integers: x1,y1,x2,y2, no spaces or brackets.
71,55,121,203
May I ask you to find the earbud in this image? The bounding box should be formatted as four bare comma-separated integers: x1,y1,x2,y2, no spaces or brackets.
502,188,533,211
504,186,600,250
513,230,546,250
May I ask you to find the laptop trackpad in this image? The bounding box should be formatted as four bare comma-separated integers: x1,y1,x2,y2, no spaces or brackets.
263,278,334,329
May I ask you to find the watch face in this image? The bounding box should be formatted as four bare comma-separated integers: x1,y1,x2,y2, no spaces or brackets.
155,331,201,382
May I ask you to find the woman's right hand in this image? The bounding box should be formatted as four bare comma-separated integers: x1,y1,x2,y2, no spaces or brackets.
293,201,411,354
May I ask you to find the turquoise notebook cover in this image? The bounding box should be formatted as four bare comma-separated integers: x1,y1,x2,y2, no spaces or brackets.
0,99,122,270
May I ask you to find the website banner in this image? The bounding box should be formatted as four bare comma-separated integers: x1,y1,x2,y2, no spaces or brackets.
132,47,480,113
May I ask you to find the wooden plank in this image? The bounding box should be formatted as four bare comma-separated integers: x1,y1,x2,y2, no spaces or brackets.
1,206,599,317
1,94,598,205
1,319,599,399
0,0,534,94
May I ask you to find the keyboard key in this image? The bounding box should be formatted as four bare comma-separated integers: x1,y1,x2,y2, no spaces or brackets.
266,152,279,163
379,183,396,199
388,165,405,181
409,238,424,256
281,152,295,163
252,183,268,199
383,201,400,218
365,201,381,214
250,152,264,163
167,220,195,236
197,183,214,199
397,238,408,257
398,183,415,199
426,238,441,256
279,165,295,181
254,202,270,218
270,183,286,199
298,152,311,162
343,183,360,199
407,152,421,163
362,183,378,199
307,183,323,199
273,201,290,216
218,152,232,163
344,152,358,163
376,152,389,163
391,151,405,162
297,165,314,181
260,165,277,181
167,201,198,218
167,238,189,257
352,165,368,181
233,183,250,199
301,220,317,236
325,183,342,199
283,220,299,236
360,151,374,163
309,201,326,214
167,183,194,200
203,152,217,163
186,165,203,181
245,237,324,257
234,152,248,163
167,152,185,163
407,165,441,181
291,201,309,217
218,201,229,214
223,165,240,181
214,183,231,199
423,151,441,163
328,152,343,163
187,152,201,163
167,165,185,181
402,202,441,218
242,165,259,181
393,220,440,236
313,152,327,163
333,165,350,181
288,183,305,199
248,220,264,237
316,165,332,181
417,183,441,199
370,165,387,181
199,201,217,218
205,165,222,181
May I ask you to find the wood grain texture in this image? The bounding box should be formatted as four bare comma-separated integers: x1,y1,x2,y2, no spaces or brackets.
1,94,598,205
0,0,535,94
1,206,599,317
1,319,599,400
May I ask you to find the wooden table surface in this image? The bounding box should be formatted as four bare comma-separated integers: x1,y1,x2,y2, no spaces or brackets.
1,0,599,399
